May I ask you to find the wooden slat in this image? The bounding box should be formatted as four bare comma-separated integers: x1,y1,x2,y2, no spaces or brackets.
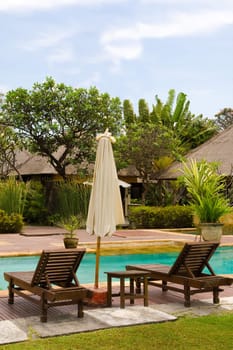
31,248,85,286
169,242,219,276
0,296,77,321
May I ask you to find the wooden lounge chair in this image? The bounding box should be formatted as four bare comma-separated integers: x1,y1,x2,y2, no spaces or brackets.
126,242,233,307
4,248,87,322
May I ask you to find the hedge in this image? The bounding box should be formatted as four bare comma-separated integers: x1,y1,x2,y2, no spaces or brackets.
128,205,193,229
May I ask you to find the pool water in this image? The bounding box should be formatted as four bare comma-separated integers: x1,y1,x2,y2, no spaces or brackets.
0,246,232,290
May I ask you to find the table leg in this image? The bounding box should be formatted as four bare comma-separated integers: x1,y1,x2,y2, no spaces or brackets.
143,277,149,306
130,277,134,305
120,276,125,308
107,274,112,307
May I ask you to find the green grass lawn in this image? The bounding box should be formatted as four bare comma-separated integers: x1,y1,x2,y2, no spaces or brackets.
1,313,233,350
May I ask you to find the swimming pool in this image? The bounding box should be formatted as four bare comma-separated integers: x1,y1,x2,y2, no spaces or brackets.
0,246,232,290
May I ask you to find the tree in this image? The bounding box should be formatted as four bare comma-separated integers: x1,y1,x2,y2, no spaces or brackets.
0,77,123,178
0,92,4,106
123,99,136,129
214,108,233,130
151,89,217,152
138,99,150,123
0,92,23,179
116,122,179,203
0,125,21,179
116,89,217,204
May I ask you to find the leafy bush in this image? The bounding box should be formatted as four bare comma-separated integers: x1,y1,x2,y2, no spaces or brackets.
128,205,193,229
23,181,49,224
0,209,24,233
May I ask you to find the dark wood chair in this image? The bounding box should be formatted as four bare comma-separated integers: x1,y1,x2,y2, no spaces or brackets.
126,242,233,307
4,248,87,322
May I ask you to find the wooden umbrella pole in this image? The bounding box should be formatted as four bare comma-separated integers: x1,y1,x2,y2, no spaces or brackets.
94,236,101,289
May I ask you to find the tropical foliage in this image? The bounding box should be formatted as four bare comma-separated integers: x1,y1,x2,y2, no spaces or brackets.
150,89,217,152
180,159,231,223
116,89,216,204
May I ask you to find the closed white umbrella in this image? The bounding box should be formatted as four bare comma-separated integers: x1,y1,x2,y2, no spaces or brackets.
86,129,125,288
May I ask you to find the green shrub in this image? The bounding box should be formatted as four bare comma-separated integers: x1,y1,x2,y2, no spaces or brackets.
0,209,24,233
23,181,49,224
128,205,193,229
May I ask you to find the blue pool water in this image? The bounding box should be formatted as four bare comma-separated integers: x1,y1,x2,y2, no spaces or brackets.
0,246,233,290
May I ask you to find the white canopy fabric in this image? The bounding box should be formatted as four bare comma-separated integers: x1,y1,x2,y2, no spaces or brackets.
86,130,125,238
118,179,131,188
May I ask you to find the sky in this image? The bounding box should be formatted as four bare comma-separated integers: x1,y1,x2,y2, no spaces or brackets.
0,0,233,119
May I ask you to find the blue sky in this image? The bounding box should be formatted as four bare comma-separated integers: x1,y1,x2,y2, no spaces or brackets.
0,0,232,119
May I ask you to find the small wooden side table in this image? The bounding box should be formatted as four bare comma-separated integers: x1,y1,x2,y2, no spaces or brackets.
105,270,150,308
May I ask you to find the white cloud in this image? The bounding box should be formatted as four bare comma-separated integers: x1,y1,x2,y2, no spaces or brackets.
101,9,233,64
0,0,125,12
20,28,76,51
104,41,142,61
102,10,233,44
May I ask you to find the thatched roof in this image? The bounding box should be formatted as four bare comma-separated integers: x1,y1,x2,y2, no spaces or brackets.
10,150,131,188
159,125,233,180
10,149,80,176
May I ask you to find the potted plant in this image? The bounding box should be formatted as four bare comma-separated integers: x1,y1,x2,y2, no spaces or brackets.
59,215,80,248
180,159,232,241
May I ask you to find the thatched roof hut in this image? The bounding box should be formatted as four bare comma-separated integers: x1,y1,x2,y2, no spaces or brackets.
160,125,233,180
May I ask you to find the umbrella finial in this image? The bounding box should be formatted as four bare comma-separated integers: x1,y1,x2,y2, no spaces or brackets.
96,128,115,143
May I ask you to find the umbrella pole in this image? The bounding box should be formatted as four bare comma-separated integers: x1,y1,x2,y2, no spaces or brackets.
94,236,101,289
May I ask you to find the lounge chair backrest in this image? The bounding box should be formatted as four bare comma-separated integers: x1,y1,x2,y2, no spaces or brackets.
31,248,86,287
168,242,219,277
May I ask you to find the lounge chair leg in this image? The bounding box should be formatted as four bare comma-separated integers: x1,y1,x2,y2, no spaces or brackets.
213,288,220,304
135,277,141,294
130,277,135,305
8,279,14,304
162,281,168,291
184,284,191,307
40,294,48,322
77,300,84,318
120,276,125,308
143,277,149,307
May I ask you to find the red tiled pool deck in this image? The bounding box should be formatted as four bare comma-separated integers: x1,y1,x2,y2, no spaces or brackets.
0,225,233,257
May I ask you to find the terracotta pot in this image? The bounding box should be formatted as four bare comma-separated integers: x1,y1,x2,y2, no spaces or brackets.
199,223,223,242
63,237,79,248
